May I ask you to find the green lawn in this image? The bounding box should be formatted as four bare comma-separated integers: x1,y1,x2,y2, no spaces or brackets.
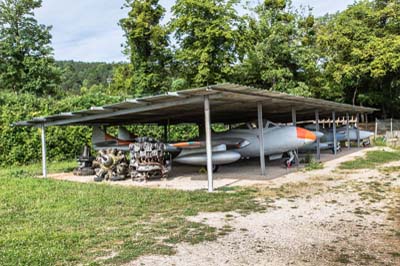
0,163,261,266
0,160,76,177
339,150,400,170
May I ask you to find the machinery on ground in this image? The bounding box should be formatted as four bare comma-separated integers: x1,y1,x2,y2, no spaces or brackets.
92,135,170,182
73,145,96,176
128,137,170,181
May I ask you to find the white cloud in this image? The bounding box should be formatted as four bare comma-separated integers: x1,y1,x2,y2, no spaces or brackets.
35,0,355,62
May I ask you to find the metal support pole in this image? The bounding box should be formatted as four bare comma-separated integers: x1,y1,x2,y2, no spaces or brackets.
291,107,299,166
163,124,168,143
332,111,337,155
257,103,266,176
291,107,297,126
356,113,361,147
374,118,378,140
315,110,320,161
40,124,47,178
390,118,393,135
346,113,350,150
204,96,213,192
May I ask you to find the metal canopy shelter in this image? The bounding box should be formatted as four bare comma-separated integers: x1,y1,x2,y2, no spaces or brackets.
14,83,377,192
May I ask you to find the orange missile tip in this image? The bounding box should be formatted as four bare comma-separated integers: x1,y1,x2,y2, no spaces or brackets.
296,127,317,141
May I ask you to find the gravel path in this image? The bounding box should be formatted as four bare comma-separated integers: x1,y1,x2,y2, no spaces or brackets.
128,147,400,266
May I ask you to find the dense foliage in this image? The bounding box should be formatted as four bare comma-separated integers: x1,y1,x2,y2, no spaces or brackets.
170,0,241,87
317,0,400,116
56,61,118,94
119,0,171,96
116,0,400,116
0,0,60,95
0,92,123,165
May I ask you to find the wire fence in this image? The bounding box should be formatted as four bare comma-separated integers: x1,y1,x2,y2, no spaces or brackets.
373,118,400,135
370,118,400,146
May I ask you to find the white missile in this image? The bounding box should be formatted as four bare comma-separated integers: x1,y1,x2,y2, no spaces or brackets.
174,151,241,166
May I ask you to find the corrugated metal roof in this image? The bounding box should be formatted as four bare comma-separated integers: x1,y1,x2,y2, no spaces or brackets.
13,83,378,127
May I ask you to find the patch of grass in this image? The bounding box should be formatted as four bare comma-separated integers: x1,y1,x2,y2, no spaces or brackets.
0,160,76,177
339,150,400,170
256,181,325,201
389,252,400,257
373,137,387,146
379,166,400,174
304,160,324,171
0,170,261,266
335,253,351,263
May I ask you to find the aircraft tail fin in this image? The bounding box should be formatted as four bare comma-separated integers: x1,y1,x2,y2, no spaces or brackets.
118,127,136,141
92,126,107,145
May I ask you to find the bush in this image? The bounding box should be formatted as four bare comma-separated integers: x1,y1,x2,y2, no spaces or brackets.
0,92,123,166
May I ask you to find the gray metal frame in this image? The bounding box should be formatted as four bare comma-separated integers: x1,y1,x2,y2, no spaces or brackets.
315,110,320,161
257,103,266,176
41,124,47,178
332,111,337,155
204,96,213,192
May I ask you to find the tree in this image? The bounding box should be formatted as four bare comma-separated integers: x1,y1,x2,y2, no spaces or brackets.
0,0,60,95
317,0,400,117
234,0,320,96
170,0,241,87
119,0,170,96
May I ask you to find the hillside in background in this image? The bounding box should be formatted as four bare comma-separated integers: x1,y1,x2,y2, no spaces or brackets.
56,61,120,93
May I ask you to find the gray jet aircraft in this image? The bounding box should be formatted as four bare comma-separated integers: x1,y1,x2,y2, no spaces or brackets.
302,124,374,152
91,122,317,169
171,121,317,168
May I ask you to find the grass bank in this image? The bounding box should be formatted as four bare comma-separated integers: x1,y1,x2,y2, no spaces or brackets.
0,160,76,177
339,150,400,170
0,164,262,266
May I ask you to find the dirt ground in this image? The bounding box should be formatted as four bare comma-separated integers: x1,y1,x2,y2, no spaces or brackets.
124,147,400,266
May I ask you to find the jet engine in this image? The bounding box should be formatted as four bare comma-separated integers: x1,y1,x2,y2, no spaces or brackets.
93,149,129,182
129,137,171,182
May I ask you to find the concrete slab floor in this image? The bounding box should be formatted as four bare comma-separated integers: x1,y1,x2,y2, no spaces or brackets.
48,147,369,191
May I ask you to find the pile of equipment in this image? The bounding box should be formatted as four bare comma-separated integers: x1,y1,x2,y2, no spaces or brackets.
92,137,170,182
73,145,96,176
93,149,129,182
129,137,170,182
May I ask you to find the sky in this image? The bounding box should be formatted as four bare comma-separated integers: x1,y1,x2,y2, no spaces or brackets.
35,0,355,63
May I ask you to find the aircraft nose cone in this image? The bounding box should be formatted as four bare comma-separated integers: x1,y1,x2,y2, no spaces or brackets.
296,127,317,143
360,131,374,139
314,131,324,139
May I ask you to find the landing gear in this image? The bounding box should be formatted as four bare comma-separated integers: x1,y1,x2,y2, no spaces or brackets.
331,143,342,154
202,165,220,173
212,165,220,173
284,151,297,168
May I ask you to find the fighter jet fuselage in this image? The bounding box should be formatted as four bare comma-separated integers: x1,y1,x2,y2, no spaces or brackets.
212,126,315,158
